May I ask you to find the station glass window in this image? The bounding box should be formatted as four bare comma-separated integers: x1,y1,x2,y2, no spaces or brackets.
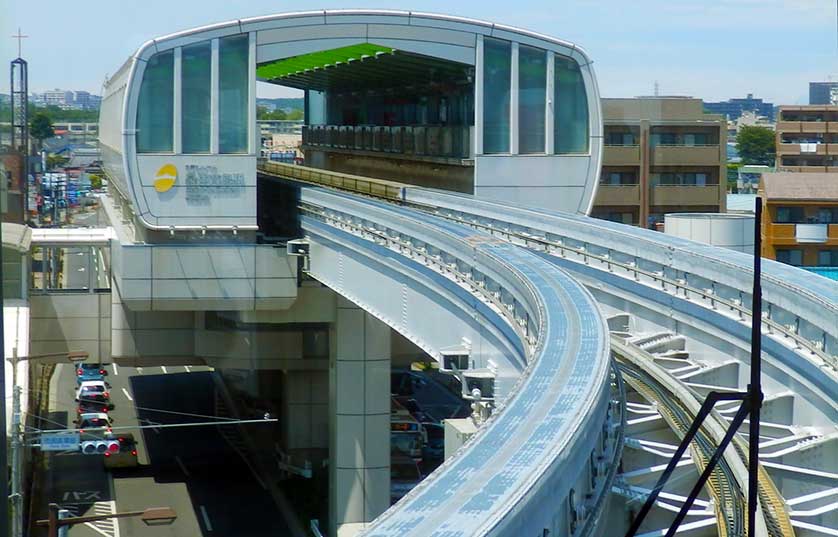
182,42,211,153
219,34,249,154
554,56,589,154
818,249,838,266
136,51,173,153
518,45,546,154
483,37,511,154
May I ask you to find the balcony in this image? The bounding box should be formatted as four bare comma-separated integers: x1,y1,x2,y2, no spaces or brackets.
594,184,641,206
603,145,641,166
650,185,721,206
777,142,827,156
302,124,472,161
651,145,721,166
796,224,829,243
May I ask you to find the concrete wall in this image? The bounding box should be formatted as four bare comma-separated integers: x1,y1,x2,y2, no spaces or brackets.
29,293,111,362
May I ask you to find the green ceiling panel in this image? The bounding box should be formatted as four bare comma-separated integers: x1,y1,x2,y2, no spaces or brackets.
257,43,395,81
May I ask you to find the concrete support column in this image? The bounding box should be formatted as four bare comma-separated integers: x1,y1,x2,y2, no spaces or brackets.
330,299,391,537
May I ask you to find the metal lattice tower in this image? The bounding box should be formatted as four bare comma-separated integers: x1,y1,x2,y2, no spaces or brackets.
10,57,28,154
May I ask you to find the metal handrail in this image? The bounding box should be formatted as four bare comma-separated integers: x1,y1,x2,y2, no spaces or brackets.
430,209,837,371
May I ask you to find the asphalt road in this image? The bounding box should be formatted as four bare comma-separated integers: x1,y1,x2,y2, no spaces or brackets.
35,363,292,537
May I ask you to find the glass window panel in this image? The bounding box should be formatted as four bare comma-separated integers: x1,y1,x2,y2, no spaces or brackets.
219,34,249,154
136,51,173,153
182,42,211,153
518,45,546,154
482,37,511,154
554,56,589,153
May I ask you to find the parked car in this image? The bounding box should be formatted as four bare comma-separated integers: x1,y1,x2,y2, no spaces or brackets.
390,455,423,504
76,380,110,404
75,412,112,431
104,434,139,469
76,363,107,385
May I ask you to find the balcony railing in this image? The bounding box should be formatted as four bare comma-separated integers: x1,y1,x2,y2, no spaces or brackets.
796,224,829,243
302,124,472,160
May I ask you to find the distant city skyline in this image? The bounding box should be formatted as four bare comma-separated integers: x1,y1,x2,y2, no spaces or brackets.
1,0,836,105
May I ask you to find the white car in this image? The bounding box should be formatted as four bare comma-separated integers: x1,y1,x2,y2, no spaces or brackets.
76,412,112,431
76,380,110,403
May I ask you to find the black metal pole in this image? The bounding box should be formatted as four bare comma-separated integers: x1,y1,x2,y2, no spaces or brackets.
747,197,764,536
664,402,751,537
623,390,745,537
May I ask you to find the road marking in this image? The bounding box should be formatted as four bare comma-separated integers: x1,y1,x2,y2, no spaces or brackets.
161,365,168,374
112,363,118,376
78,267,86,272
184,365,192,373
175,455,190,476
121,388,133,402
199,505,213,531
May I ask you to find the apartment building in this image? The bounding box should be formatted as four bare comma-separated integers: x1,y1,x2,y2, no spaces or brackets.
776,105,838,172
592,97,726,227
759,172,838,267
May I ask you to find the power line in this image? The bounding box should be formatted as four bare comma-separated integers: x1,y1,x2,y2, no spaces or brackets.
25,417,278,440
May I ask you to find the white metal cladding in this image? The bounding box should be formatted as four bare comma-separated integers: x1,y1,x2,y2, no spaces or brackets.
98,10,603,231
299,187,614,536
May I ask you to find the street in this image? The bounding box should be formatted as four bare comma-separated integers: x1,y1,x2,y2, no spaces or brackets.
32,362,292,537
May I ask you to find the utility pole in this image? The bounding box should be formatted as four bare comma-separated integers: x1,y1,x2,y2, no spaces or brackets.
6,351,87,537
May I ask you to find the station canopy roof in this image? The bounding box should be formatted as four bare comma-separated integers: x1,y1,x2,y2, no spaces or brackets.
257,43,471,93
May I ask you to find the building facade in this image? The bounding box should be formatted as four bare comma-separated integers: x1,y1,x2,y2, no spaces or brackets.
704,93,774,121
776,105,838,172
810,81,838,105
592,97,726,227
759,172,838,267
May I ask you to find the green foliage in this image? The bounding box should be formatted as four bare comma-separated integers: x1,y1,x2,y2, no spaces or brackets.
89,174,103,190
30,113,55,147
735,126,775,166
257,105,289,120
286,108,304,121
0,102,98,124
46,155,68,170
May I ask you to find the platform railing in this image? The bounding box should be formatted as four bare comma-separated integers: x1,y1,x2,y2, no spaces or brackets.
302,124,472,159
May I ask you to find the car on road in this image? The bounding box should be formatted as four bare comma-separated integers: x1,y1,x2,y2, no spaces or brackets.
75,412,112,431
104,434,139,469
76,363,107,385
77,399,110,415
76,380,110,403
391,455,423,504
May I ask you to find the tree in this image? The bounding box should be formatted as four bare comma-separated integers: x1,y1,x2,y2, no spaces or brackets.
46,155,68,171
30,113,55,151
735,126,775,166
89,174,103,190
286,108,304,121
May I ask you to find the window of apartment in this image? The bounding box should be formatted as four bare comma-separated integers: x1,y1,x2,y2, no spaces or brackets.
482,37,511,154
219,34,249,154
776,249,803,266
652,172,709,186
554,55,589,153
775,206,805,223
518,45,547,154
817,207,838,223
606,131,636,145
136,50,174,153
650,133,677,146
817,249,838,266
600,171,637,185
182,42,212,153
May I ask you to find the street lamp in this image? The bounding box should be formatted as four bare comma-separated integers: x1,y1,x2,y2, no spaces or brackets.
38,503,177,537
6,350,89,537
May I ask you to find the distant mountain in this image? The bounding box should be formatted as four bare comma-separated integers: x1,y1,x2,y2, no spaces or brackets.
257,98,304,111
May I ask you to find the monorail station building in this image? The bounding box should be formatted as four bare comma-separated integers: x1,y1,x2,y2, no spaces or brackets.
40,9,836,537
94,11,605,536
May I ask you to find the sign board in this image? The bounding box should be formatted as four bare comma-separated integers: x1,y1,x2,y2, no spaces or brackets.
40,433,80,452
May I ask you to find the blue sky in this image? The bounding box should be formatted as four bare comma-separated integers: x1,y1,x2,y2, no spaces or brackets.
1,0,836,104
